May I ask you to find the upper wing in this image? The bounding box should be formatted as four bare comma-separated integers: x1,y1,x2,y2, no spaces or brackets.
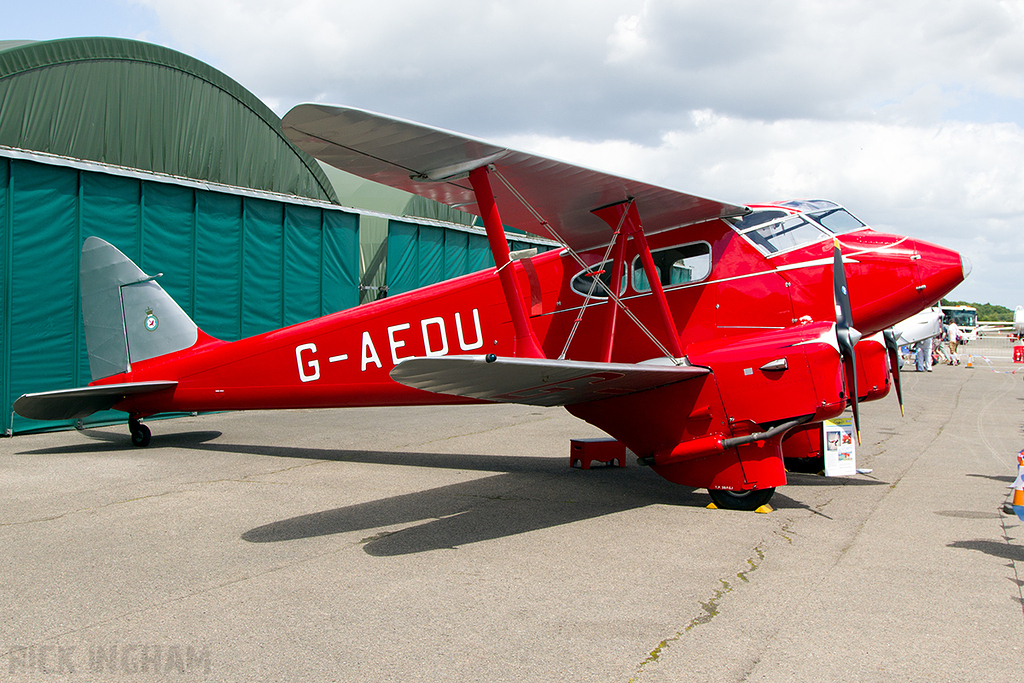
390,355,708,407
281,104,747,252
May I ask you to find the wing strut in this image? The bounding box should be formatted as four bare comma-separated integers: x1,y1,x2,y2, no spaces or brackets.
600,233,628,362
489,170,684,363
558,201,632,361
593,201,685,358
468,166,545,358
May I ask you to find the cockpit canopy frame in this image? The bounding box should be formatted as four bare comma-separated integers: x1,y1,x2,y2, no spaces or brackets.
728,200,867,256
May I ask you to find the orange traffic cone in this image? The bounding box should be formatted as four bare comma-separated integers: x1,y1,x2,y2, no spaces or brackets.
1012,451,1024,520
966,355,974,368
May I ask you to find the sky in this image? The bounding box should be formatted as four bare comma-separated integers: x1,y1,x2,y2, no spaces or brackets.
7,0,1024,309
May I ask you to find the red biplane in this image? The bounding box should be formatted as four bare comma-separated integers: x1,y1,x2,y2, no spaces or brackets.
14,105,968,509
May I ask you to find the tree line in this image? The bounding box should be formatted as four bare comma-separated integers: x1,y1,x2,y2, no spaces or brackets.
940,298,1015,321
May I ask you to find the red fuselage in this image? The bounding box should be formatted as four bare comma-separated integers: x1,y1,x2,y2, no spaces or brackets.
100,207,965,492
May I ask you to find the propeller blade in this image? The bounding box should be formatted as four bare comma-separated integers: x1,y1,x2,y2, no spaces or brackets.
883,329,905,417
833,238,861,445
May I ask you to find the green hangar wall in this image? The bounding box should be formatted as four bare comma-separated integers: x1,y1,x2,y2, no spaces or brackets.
0,156,360,434
0,37,360,435
386,220,555,298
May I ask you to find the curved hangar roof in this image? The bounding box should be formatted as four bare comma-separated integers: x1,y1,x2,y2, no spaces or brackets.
0,37,337,203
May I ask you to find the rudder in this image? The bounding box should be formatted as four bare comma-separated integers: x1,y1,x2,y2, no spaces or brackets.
81,236,199,380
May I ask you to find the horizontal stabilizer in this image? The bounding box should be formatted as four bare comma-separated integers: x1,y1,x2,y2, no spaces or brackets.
390,356,707,407
13,381,177,421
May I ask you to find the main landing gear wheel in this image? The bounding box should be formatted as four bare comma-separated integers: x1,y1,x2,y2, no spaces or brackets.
708,487,775,511
129,417,151,448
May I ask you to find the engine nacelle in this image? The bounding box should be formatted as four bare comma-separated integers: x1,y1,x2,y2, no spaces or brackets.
570,322,850,493
652,322,847,491
685,321,847,429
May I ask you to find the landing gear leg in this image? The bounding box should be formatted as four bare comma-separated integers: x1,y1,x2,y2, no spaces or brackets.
708,487,775,511
129,416,151,448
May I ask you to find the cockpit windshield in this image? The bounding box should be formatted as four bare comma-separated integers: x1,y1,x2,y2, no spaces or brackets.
745,216,825,254
728,200,867,255
780,200,866,233
807,208,865,234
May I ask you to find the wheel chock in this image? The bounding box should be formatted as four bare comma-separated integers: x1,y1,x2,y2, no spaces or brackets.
706,502,773,512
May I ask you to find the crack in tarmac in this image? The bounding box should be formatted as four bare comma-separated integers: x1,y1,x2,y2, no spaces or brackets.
627,540,769,683
0,491,176,527
625,376,964,683
2,460,329,528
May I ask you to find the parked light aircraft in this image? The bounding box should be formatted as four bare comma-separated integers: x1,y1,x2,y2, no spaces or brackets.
892,307,943,347
13,105,969,510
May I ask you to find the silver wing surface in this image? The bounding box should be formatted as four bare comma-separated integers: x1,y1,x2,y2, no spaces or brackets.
281,104,747,252
390,355,707,407
13,381,178,420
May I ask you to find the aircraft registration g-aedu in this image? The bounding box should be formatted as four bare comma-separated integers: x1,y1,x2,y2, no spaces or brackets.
14,105,969,510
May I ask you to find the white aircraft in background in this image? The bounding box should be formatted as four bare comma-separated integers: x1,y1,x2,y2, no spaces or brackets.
892,307,943,347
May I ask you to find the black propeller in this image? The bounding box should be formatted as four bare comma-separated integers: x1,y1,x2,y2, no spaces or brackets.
833,238,862,445
882,329,905,417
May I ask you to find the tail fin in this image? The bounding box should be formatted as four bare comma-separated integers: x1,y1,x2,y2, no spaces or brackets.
81,236,199,380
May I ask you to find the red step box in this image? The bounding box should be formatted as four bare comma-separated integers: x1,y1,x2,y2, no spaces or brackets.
570,438,627,469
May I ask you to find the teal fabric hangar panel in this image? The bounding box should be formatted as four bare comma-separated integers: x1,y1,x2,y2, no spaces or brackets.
385,220,555,297
1,158,360,435
0,160,7,437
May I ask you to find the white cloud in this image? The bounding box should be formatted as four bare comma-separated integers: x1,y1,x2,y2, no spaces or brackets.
500,113,1024,306
126,0,1024,305
607,7,649,64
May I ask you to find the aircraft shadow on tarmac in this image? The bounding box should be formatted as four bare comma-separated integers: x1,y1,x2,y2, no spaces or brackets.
242,468,696,556
17,428,223,454
17,429,889,556
179,441,887,556
966,473,1017,484
214,442,707,555
948,539,1024,563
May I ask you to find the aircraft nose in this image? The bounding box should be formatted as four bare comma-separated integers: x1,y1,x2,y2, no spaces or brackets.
916,239,966,303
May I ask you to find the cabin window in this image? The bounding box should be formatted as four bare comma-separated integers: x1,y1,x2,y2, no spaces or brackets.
808,208,865,234
570,261,627,298
631,242,712,292
746,216,828,254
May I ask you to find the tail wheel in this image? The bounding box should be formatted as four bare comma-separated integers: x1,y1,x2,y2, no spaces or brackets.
129,417,151,448
708,487,775,511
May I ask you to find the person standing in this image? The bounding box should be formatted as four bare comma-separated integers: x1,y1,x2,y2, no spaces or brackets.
947,320,961,365
935,325,950,364
916,335,933,371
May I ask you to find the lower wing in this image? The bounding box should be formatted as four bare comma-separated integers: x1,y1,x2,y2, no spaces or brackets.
390,355,707,407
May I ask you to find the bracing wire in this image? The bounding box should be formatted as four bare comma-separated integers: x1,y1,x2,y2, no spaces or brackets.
487,168,679,362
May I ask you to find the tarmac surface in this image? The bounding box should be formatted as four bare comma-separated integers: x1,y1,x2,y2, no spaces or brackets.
3,338,1024,681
